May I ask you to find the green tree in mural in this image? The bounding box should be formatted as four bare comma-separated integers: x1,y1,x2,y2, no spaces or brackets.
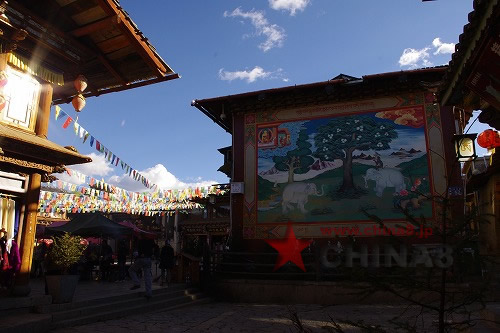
273,129,314,183
314,115,398,192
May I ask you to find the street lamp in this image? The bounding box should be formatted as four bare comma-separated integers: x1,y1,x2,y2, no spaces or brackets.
453,134,477,162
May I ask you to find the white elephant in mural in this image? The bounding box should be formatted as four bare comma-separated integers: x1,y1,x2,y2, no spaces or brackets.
363,168,406,197
282,182,325,214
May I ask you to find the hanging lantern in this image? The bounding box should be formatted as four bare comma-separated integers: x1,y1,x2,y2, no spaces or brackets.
72,94,86,113
453,134,477,162
477,129,500,149
73,75,88,93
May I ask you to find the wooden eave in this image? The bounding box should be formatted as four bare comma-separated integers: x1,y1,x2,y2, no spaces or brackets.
440,0,500,107
180,218,230,226
3,0,178,103
218,146,231,154
193,67,447,134
0,123,91,171
217,163,231,178
180,218,230,235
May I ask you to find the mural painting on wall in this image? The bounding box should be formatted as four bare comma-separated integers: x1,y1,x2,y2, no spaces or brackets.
257,107,432,224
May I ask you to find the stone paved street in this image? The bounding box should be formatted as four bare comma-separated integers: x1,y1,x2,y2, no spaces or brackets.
51,302,469,332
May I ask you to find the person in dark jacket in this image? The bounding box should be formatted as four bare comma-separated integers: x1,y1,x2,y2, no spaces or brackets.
154,243,175,286
117,239,128,282
99,240,113,281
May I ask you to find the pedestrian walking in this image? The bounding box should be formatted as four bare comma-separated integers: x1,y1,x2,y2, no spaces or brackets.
129,235,155,299
99,239,113,281
154,242,175,286
117,239,128,282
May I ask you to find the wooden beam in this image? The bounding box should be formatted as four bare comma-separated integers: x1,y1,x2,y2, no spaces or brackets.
97,53,126,85
96,34,129,53
70,14,120,37
9,1,130,89
7,1,93,59
94,0,169,77
24,33,80,64
52,73,180,104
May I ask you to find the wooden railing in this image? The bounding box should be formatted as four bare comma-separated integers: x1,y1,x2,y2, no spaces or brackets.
202,250,345,282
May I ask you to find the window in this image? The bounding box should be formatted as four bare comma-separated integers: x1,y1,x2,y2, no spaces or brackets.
1,66,41,131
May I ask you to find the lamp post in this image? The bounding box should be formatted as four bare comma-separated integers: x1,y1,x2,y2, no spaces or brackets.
453,134,478,162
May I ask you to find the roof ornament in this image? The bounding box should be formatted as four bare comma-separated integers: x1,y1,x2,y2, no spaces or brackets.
220,104,226,120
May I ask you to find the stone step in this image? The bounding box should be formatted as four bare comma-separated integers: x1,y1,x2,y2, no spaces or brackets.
34,284,189,314
0,313,52,333
0,295,52,318
479,304,500,331
51,294,210,330
50,289,194,322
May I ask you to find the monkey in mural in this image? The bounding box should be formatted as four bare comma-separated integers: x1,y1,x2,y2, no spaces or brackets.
373,153,383,170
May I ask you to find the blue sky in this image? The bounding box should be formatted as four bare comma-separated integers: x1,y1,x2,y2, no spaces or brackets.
48,0,481,192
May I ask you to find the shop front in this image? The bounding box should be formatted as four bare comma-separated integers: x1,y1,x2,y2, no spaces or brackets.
0,0,179,295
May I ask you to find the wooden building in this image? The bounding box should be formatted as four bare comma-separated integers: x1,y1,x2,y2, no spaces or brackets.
178,185,231,256
193,68,459,255
440,0,500,256
0,0,178,295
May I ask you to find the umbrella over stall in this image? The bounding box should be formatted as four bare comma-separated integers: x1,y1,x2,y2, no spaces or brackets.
118,221,158,239
36,220,68,238
46,213,133,238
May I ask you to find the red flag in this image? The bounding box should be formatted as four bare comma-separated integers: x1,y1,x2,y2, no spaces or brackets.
62,117,73,129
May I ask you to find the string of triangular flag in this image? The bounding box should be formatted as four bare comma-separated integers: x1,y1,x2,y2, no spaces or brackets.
47,167,229,204
53,105,158,190
38,190,201,216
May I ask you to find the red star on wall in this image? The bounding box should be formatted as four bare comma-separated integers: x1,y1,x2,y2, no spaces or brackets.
265,223,313,272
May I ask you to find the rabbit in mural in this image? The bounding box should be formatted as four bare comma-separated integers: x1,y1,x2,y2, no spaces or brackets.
363,168,406,197
281,182,326,214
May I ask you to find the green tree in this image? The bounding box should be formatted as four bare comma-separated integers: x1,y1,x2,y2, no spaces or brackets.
273,129,314,183
48,233,87,274
314,115,397,192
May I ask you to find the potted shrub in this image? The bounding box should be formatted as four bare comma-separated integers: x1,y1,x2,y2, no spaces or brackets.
45,233,87,303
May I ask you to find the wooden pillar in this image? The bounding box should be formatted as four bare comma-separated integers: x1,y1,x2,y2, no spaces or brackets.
231,112,245,250
14,83,53,295
35,84,53,139
161,213,166,241
174,209,179,254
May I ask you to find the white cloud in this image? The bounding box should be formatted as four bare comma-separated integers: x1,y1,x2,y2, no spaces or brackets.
224,8,285,52
56,172,85,185
219,67,287,83
432,38,455,55
55,153,114,184
219,66,270,83
399,37,455,69
108,164,217,192
269,0,310,15
120,120,126,127
73,153,114,177
398,47,432,68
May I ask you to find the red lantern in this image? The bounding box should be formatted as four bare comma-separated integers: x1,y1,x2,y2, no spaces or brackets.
73,75,88,93
72,94,86,112
477,129,500,149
